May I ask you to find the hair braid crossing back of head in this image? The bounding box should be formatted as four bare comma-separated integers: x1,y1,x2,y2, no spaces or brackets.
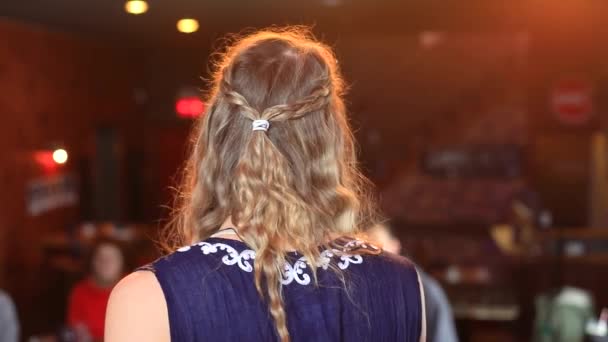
165,27,379,342
220,78,261,121
222,76,332,125
261,80,332,121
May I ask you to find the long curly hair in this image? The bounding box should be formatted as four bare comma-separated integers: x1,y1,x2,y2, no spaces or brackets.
164,27,377,342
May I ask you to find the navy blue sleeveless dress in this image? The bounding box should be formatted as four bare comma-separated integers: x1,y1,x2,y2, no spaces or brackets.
142,237,423,342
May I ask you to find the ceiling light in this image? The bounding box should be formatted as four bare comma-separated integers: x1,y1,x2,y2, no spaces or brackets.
125,0,148,15
177,19,199,34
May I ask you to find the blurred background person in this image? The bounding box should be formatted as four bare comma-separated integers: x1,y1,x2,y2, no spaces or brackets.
0,289,19,342
67,239,126,342
369,223,459,342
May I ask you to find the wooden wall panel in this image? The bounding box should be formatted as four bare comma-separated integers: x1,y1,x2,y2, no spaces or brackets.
0,19,143,336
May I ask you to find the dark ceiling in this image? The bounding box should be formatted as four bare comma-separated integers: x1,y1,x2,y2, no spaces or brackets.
0,0,564,47
2,0,608,49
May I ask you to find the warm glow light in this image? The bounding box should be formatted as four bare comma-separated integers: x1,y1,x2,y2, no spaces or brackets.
177,19,199,33
34,151,57,172
125,0,148,15
176,97,205,118
419,31,443,49
322,0,342,6
53,149,68,164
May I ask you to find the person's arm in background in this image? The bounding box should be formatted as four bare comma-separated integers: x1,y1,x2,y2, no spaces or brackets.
420,271,459,342
0,290,19,342
417,270,427,342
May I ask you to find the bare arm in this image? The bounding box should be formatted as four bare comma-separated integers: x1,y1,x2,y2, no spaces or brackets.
417,270,427,342
0,291,19,342
105,271,170,342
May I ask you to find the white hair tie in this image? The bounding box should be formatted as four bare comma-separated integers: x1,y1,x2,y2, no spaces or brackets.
252,119,270,132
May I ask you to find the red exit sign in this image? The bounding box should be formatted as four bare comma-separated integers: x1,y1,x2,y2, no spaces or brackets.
176,96,205,119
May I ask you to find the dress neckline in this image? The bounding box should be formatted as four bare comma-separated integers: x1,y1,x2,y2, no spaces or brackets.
205,236,303,256
178,236,373,286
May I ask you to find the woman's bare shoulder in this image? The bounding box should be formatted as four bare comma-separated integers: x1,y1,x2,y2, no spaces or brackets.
105,271,170,342
110,271,161,299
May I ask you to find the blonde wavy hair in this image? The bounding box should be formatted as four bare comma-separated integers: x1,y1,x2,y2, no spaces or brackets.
165,27,377,342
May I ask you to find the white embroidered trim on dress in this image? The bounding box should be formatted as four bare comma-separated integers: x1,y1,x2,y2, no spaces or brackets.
177,240,369,286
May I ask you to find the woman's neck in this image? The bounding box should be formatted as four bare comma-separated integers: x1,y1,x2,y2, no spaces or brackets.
217,217,299,251
216,217,242,241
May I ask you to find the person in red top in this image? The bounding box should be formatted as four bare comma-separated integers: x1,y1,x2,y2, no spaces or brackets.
67,238,126,341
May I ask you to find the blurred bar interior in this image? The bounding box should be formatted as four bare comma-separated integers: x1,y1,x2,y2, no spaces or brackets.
1,0,608,341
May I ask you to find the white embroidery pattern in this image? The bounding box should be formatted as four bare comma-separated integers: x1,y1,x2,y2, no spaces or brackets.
177,240,370,285
200,242,256,272
282,258,311,285
338,254,364,269
177,245,194,252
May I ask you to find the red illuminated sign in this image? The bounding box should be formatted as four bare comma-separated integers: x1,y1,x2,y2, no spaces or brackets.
551,77,594,125
176,96,205,119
